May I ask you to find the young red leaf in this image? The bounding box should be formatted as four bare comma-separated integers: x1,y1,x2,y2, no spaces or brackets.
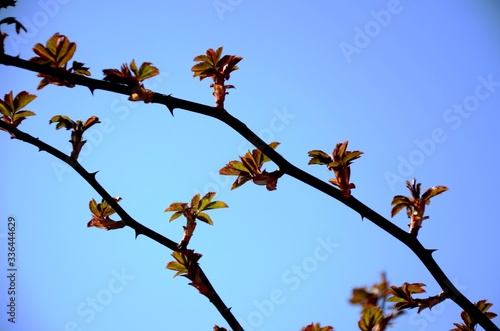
87,197,124,230
391,179,448,236
219,142,282,190
191,46,243,108
300,323,334,331
0,91,37,133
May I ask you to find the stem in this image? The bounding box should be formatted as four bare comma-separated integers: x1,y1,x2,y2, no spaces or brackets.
1,54,497,330
0,120,244,331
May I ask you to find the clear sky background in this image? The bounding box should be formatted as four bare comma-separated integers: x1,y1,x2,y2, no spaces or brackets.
1,1,499,330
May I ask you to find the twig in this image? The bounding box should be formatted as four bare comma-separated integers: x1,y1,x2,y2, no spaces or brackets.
0,120,244,331
1,54,497,331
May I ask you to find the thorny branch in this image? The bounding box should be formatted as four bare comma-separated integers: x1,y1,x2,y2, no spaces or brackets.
1,54,498,331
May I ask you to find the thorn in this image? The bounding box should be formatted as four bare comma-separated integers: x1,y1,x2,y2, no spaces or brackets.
134,229,140,239
88,87,95,95
426,248,438,255
90,170,99,177
164,94,175,116
166,105,174,116
360,214,364,221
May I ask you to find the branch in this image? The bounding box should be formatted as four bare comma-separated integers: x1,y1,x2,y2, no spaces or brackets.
0,120,244,331
1,54,497,331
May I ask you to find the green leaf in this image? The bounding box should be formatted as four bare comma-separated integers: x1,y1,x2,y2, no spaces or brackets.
130,59,138,76
49,115,75,130
204,201,228,210
12,110,36,122
164,202,186,212
307,149,332,165
214,46,223,64
391,203,409,218
337,140,348,157
14,91,37,110
327,161,341,169
56,36,76,67
196,212,213,225
166,261,187,278
407,283,426,294
89,199,99,216
192,54,211,63
343,150,363,163
191,193,201,211
138,62,159,82
198,192,216,210
32,42,54,62
169,212,183,222
358,306,383,331
241,152,259,174
421,185,448,202
0,101,9,116
224,160,249,173
231,176,252,190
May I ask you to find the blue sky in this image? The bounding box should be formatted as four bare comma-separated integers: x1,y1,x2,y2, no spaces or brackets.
1,1,499,330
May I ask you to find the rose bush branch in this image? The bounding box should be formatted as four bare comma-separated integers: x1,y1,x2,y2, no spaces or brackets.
0,53,497,330
0,119,243,331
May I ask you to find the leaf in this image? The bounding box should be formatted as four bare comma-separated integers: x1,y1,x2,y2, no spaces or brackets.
391,203,410,218
219,160,249,175
0,1,17,9
166,261,187,278
196,212,213,225
343,150,364,164
55,35,76,67
307,149,332,165
191,46,242,108
198,191,216,210
0,91,37,131
103,59,159,99
72,61,91,76
358,306,383,331
204,201,228,210
300,323,334,331
31,33,76,67
166,249,203,278
89,199,99,215
421,185,448,202
87,197,124,230
231,175,252,190
165,202,187,212
169,212,183,222
452,299,497,330
219,142,282,190
137,62,159,82
49,115,75,130
191,193,201,212
384,282,426,311
32,42,54,63
13,91,36,110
